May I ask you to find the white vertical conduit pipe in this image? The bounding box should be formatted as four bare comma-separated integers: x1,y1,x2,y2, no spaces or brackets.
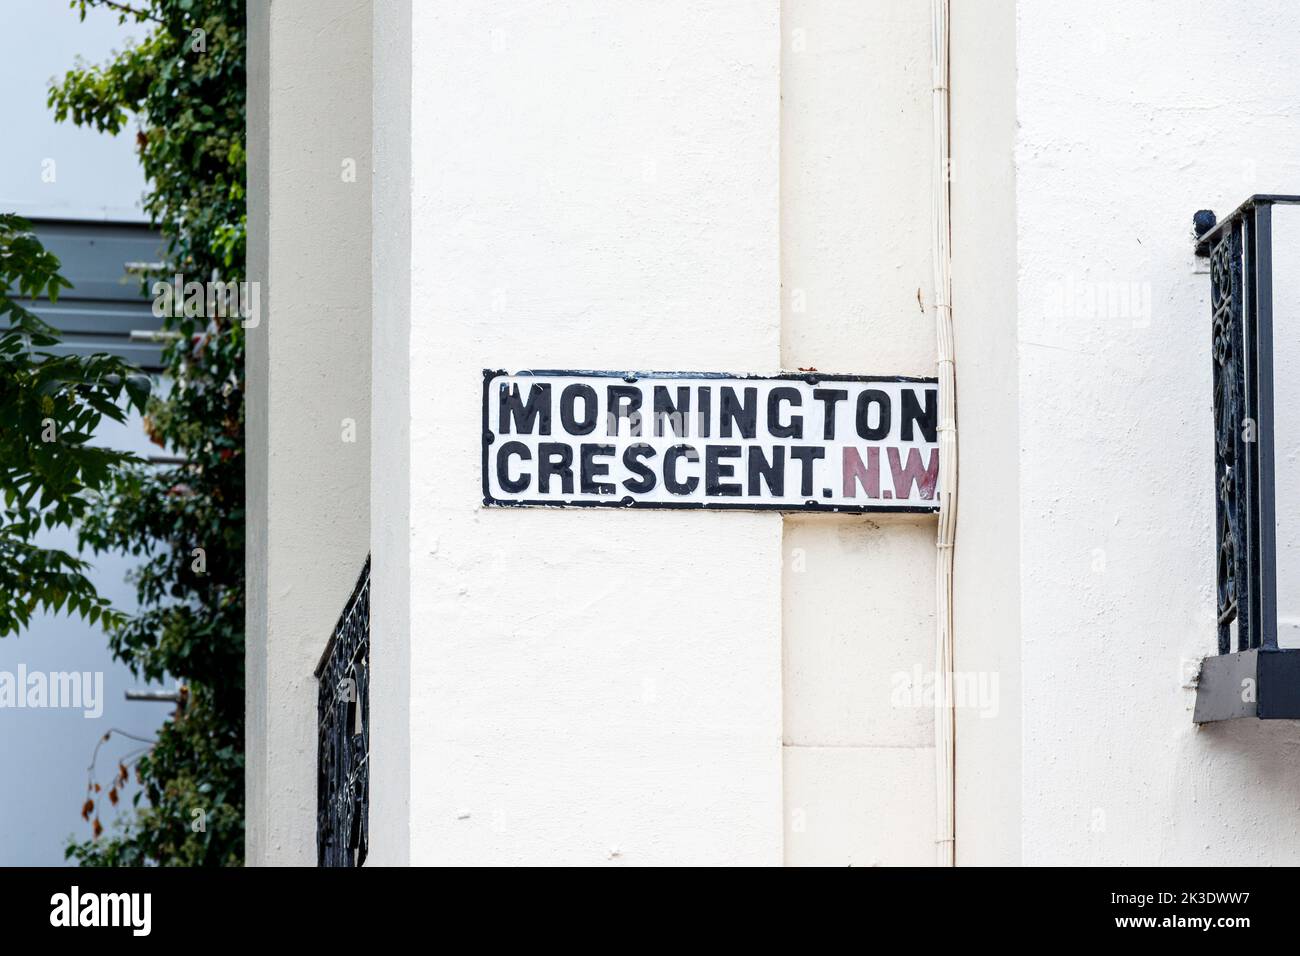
930,0,957,868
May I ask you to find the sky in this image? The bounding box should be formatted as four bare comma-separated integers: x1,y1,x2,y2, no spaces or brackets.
0,0,148,222
0,0,171,865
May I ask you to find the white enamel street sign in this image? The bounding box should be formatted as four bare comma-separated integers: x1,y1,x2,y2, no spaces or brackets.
482,370,940,513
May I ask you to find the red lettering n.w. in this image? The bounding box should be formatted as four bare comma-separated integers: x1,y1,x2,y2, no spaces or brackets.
888,447,938,500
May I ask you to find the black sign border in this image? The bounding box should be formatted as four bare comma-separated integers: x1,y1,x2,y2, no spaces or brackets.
481,368,941,515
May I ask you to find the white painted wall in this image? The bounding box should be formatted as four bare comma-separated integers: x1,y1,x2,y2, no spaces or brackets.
251,0,1300,868
368,0,946,867
1017,0,1300,864
780,0,934,378
950,0,1020,866
368,0,412,867
246,0,372,866
779,0,939,866
384,0,784,865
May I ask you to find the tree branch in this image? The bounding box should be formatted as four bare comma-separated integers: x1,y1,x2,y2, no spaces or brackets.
82,0,164,25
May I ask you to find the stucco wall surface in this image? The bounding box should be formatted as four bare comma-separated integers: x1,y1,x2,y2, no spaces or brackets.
403,0,784,865
247,0,373,866
1017,1,1300,864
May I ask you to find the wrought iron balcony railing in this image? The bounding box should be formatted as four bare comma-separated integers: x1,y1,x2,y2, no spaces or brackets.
315,556,370,865
1194,195,1300,721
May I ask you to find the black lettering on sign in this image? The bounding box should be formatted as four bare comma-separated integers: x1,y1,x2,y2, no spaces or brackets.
813,388,847,440
901,388,937,443
748,445,785,497
499,382,551,435
580,443,616,494
622,443,657,493
560,384,598,435
767,387,802,439
855,389,891,441
537,442,574,494
484,372,939,513
496,441,531,494
720,386,757,439
606,385,642,437
664,444,700,495
705,445,743,497
789,446,826,498
653,386,691,438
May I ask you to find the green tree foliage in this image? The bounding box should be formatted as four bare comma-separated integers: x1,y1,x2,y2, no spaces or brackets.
51,0,246,866
0,214,150,636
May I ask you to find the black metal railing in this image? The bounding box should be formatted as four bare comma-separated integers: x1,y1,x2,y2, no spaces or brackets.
1206,204,1261,652
1195,196,1300,721
315,556,370,866
1196,198,1298,653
